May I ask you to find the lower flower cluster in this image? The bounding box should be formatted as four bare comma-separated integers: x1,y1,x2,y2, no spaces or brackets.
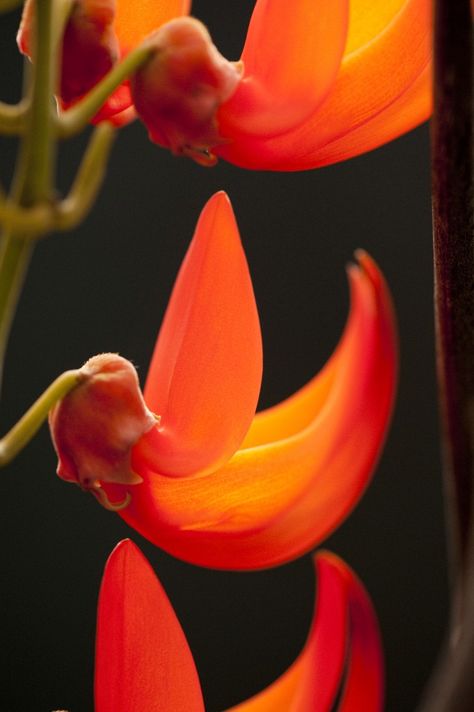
47,191,396,709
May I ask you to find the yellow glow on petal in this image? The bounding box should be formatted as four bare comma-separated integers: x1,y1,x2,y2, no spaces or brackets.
344,0,407,56
114,0,191,53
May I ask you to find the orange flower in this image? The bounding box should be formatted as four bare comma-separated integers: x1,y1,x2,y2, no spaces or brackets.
18,1,431,167
95,540,384,711
130,0,431,169
50,192,397,570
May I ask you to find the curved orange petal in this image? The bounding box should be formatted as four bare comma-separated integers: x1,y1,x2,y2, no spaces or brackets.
218,0,348,138
226,552,383,712
133,192,262,478
217,0,431,170
95,539,205,712
114,0,191,54
117,252,397,569
332,554,384,712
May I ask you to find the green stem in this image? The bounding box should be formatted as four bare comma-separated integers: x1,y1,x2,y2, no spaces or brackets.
57,43,154,138
56,122,116,230
0,100,28,136
0,0,23,13
0,199,52,233
0,0,56,378
0,369,83,467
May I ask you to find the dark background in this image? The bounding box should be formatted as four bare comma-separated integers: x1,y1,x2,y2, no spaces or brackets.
0,3,447,711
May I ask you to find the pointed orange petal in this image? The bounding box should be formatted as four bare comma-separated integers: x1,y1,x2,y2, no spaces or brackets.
114,0,191,54
95,539,204,712
118,253,397,569
134,192,262,478
218,0,348,139
217,0,431,170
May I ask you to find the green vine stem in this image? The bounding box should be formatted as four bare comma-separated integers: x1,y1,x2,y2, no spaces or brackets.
56,122,116,230
0,122,116,234
0,0,57,379
0,0,23,14
417,0,473,709
0,369,82,466
57,43,154,138
0,100,28,135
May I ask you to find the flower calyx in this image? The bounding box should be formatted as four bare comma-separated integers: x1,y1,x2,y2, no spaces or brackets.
49,353,157,511
130,17,243,166
18,0,119,107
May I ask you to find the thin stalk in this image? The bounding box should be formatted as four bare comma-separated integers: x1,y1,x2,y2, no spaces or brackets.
0,0,56,377
0,369,82,466
0,100,28,136
417,0,473,710
57,43,154,138
0,0,23,13
56,122,116,230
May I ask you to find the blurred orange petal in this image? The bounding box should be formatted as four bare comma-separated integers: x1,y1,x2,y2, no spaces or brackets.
133,192,262,478
119,252,397,569
218,0,348,138
114,0,191,54
217,0,431,170
95,539,205,712
95,544,382,711
227,552,383,711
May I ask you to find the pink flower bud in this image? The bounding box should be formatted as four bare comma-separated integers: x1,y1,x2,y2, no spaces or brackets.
18,0,119,106
49,354,157,510
130,17,242,166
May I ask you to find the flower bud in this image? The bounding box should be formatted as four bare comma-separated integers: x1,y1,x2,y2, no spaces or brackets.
49,354,157,510
130,17,242,166
18,0,119,106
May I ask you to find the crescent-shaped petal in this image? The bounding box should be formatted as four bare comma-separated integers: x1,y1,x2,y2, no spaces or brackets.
226,552,383,711
95,539,205,712
218,0,349,138
114,0,191,54
134,192,262,478
117,252,396,569
217,0,431,170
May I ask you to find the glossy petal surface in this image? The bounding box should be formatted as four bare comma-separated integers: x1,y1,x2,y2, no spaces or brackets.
134,192,262,477
227,552,383,711
217,0,431,170
95,539,204,712
114,0,191,54
219,0,349,138
119,252,397,569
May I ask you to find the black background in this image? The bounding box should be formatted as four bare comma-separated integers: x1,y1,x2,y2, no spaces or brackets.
0,3,448,711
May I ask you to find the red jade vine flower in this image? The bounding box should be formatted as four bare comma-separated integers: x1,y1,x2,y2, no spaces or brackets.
95,540,384,711
18,0,431,168
49,191,397,570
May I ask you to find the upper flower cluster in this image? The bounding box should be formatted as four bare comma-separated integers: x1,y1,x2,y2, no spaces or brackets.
18,0,431,170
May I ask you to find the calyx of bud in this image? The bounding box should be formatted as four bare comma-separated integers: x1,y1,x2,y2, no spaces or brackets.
131,17,242,166
49,353,157,510
18,0,119,107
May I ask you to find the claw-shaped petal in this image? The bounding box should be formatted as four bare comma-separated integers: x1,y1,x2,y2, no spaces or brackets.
118,251,396,569
133,191,262,478
217,0,431,170
95,539,205,712
96,542,383,712
228,552,384,712
218,0,349,138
